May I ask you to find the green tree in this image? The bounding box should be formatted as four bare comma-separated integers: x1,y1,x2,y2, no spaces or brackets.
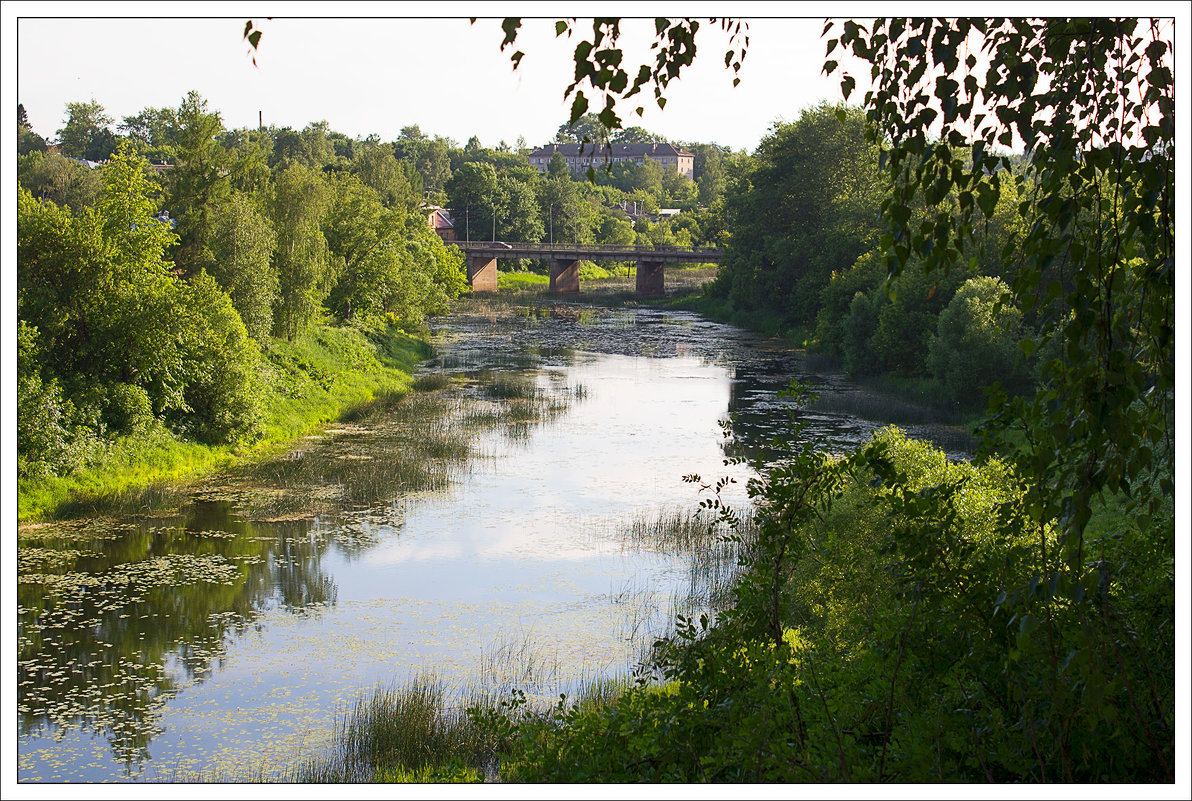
445,161,499,241
207,191,278,342
928,276,1032,405
546,152,570,180
222,127,275,197
168,269,264,444
556,112,610,143
56,99,118,161
18,143,264,449
166,91,230,275
827,16,1175,565
536,174,588,244
352,142,417,209
17,151,105,212
713,104,885,329
18,103,47,155
495,172,545,243
417,137,453,196
827,17,1175,779
270,163,333,339
119,106,178,162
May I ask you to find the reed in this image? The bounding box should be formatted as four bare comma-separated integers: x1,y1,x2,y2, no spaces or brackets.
291,676,504,783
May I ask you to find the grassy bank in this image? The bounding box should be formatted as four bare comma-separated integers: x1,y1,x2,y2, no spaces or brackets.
16,321,432,523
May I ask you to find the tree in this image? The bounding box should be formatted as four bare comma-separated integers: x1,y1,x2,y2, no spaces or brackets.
445,161,499,241
18,103,47,155
928,275,1032,405
495,172,545,243
17,151,104,212
119,106,178,162
826,17,1174,563
556,112,610,143
352,142,417,209
18,142,264,449
712,104,885,328
611,125,657,144
207,192,278,342
825,17,1175,780
270,163,333,339
57,99,118,161
167,91,230,275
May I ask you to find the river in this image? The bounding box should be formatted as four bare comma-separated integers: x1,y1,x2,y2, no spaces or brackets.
15,295,973,782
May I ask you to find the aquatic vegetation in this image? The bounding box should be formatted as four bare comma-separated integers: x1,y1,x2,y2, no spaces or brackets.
290,677,505,783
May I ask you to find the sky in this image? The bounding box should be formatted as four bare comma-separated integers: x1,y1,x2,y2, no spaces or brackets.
9,5,856,154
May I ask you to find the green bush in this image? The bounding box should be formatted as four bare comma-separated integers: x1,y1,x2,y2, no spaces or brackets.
102,382,156,435
167,270,265,445
927,275,1031,405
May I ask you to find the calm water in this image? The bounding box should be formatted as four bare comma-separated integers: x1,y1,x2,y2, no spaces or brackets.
16,298,972,782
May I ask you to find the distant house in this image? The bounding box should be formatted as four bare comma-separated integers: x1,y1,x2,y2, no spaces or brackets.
423,204,455,242
528,142,695,180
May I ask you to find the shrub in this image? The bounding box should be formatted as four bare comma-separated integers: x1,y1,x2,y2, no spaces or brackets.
927,275,1031,405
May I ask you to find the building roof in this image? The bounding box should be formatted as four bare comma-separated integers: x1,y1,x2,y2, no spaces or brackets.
528,142,693,159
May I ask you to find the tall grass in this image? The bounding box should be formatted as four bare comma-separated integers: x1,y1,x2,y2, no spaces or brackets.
292,677,505,783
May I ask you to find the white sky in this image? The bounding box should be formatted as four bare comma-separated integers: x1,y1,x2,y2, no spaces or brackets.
9,5,857,153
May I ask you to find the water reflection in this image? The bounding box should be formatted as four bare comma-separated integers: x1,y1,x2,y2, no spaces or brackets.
17,297,972,781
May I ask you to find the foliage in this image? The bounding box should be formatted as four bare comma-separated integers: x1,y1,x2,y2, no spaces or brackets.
17,151,106,213
16,321,79,478
165,270,265,444
352,141,419,209
270,162,333,339
207,191,278,342
711,104,886,330
495,18,747,146
18,104,48,155
827,17,1174,642
118,105,178,163
927,275,1032,405
56,99,118,161
17,143,266,477
479,415,1172,782
166,91,231,274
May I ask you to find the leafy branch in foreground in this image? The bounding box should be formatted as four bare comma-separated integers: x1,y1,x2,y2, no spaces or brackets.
824,18,1174,572
489,18,748,179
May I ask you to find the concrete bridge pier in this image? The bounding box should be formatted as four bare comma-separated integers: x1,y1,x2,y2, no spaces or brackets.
636,261,665,297
549,258,580,293
467,255,497,292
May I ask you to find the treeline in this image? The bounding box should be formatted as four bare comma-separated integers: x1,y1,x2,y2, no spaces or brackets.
16,95,743,482
16,93,468,480
705,103,1041,407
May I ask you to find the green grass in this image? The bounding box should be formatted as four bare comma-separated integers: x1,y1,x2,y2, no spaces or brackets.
17,322,434,523
496,271,549,291
291,678,505,783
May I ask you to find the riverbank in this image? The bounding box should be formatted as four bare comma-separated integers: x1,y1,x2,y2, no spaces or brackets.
16,321,431,523
494,269,984,432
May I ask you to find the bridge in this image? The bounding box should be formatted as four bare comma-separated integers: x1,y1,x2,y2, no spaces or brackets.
453,241,722,297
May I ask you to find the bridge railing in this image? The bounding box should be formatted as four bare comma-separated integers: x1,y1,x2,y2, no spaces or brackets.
454,240,722,257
